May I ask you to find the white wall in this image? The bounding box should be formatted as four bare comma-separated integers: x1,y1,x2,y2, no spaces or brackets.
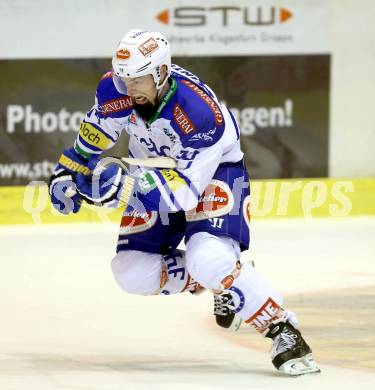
0,0,329,58
330,0,375,177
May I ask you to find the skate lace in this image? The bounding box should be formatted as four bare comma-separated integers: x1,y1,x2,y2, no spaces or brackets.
271,329,297,359
213,294,235,315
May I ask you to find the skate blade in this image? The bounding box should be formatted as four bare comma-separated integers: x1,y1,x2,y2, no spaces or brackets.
279,354,321,377
223,316,242,332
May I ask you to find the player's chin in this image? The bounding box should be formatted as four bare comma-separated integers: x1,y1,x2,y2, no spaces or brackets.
133,100,157,121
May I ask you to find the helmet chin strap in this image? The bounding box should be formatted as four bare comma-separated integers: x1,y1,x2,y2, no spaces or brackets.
153,65,170,92
156,76,169,91
155,79,170,103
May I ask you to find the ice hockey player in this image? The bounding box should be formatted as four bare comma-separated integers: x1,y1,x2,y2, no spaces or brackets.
49,29,320,376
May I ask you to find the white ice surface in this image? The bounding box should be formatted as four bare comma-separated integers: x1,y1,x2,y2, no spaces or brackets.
1,217,375,389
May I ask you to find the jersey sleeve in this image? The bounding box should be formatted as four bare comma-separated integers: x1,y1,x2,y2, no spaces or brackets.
74,71,133,159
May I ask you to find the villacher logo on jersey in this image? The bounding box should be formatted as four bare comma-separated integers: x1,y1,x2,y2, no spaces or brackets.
156,5,293,27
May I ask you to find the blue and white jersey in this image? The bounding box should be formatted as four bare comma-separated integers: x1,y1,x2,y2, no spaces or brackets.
74,64,243,212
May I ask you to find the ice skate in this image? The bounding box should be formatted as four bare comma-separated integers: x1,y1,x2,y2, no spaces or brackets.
214,293,242,332
264,319,321,376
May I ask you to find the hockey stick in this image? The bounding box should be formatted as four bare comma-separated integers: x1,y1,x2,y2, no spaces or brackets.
92,156,177,175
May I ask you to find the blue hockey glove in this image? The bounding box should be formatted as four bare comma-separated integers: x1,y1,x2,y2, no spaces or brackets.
75,158,135,208
49,147,90,215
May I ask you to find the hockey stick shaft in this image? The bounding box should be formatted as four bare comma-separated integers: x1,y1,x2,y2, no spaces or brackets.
94,156,177,173
120,156,177,169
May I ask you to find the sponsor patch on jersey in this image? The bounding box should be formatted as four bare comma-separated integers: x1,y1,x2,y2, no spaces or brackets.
58,154,90,175
116,49,131,59
138,38,159,57
181,80,224,126
173,104,196,134
160,169,187,191
185,179,234,221
119,210,158,235
243,195,251,226
100,96,133,115
245,297,282,331
138,172,157,193
162,127,177,142
189,128,216,142
79,122,111,150
129,113,137,124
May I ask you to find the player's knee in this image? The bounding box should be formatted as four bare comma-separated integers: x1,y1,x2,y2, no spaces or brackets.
111,250,162,295
185,232,240,290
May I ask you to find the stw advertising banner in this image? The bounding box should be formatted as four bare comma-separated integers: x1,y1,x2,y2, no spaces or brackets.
0,0,330,185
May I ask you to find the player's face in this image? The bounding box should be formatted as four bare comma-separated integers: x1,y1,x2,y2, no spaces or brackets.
123,75,157,106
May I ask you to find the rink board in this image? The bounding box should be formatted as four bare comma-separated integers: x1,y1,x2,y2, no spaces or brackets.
0,177,374,225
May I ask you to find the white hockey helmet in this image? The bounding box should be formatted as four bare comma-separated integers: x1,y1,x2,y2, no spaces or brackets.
112,29,171,90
